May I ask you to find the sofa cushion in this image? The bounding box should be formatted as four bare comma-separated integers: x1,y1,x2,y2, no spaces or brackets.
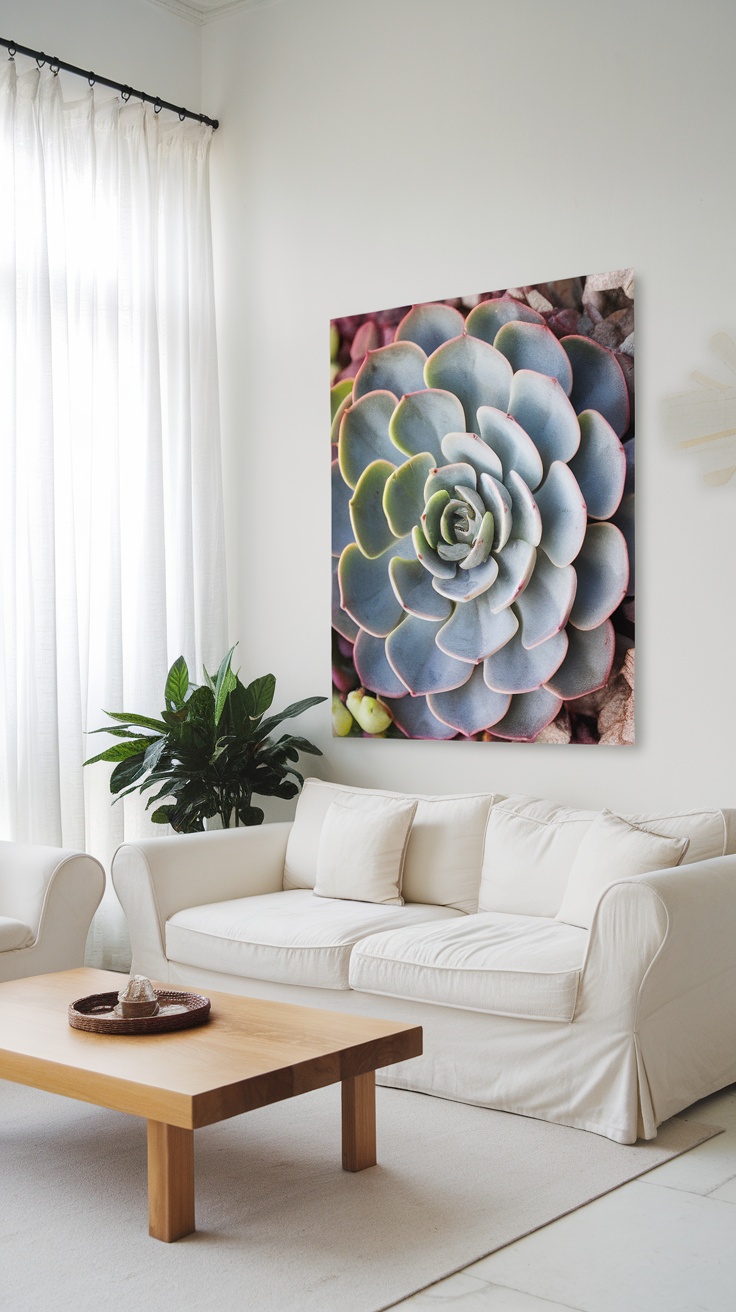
314,795,417,905
165,889,463,990
479,795,732,919
284,778,498,913
348,912,587,1022
0,916,34,951
556,810,691,929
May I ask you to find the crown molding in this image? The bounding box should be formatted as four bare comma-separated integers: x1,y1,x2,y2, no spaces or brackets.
144,0,285,26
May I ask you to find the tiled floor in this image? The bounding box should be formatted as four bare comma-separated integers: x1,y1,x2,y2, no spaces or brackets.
392,1085,736,1312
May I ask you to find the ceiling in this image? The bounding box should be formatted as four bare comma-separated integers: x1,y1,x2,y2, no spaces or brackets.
145,0,283,25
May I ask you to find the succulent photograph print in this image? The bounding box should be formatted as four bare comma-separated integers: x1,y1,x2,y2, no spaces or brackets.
331,271,635,744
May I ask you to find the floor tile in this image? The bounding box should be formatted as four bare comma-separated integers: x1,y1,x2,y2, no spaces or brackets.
465,1180,736,1312
393,1272,581,1309
708,1175,736,1204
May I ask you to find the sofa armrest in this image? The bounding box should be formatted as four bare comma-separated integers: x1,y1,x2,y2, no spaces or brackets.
112,823,292,977
0,841,104,939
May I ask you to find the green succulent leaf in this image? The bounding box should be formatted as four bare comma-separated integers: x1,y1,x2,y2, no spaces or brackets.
382,452,435,538
349,459,399,558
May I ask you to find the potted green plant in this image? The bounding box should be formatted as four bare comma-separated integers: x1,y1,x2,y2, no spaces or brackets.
84,647,326,832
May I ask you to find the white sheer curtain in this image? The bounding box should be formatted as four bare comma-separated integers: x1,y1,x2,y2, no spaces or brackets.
0,64,228,967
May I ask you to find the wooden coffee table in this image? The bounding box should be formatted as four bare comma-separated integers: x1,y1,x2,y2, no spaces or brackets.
0,968,422,1242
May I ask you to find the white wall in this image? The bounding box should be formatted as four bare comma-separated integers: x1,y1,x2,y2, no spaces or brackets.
1,0,201,114
202,0,736,815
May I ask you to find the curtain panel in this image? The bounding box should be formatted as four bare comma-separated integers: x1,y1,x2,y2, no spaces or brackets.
0,64,228,966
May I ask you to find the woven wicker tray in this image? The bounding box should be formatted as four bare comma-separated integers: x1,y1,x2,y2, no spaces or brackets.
68,989,211,1035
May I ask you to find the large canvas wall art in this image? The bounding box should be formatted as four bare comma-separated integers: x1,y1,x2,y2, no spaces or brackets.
331,272,634,744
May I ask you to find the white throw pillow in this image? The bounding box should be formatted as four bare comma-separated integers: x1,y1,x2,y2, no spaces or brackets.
313,795,417,905
478,796,594,918
555,809,690,930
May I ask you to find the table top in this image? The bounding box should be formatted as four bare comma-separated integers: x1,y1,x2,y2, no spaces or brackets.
0,968,422,1128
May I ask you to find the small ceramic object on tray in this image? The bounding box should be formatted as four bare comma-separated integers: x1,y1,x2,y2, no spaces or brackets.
68,977,211,1035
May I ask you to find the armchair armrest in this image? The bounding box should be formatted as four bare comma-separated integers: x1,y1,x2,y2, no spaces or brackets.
0,842,105,981
112,823,292,977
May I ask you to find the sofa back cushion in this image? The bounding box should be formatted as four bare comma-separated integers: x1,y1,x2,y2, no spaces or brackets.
284,778,498,913
479,795,733,919
313,795,417,906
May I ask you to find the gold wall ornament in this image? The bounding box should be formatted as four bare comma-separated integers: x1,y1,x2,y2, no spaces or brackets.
663,333,736,487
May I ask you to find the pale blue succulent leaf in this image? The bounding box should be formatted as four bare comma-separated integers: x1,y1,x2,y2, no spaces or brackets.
388,556,453,621
494,321,573,394
424,462,477,502
332,459,355,558
514,547,576,650
349,459,399,559
338,542,407,637
505,469,542,547
477,407,544,491
508,369,581,472
353,629,409,699
544,619,616,700
383,693,458,740
353,340,428,403
424,334,513,430
568,409,626,519
478,473,513,550
432,553,500,602
436,590,518,664
569,522,629,630
484,627,568,695
466,296,545,345
395,303,466,355
389,388,467,463
488,688,564,742
440,497,466,544
421,489,451,549
428,664,512,736
338,390,399,489
459,511,494,569
440,431,503,479
535,461,587,567
438,542,471,562
385,614,474,696
382,452,435,538
485,539,537,613
612,492,634,596
412,524,457,579
562,335,630,437
332,557,359,641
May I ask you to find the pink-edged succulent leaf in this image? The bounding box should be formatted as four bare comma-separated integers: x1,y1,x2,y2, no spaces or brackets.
544,619,616,700
534,461,587,567
350,320,381,361
331,392,352,444
431,552,499,602
484,626,568,694
428,664,511,736
514,548,576,650
422,489,451,549
436,590,518,663
423,461,477,502
412,524,457,579
389,556,453,621
478,473,513,550
508,370,581,471
354,340,427,403
494,321,573,394
382,452,435,538
389,388,466,464
612,492,634,596
484,538,536,613
332,459,354,558
353,629,409,699
385,614,473,696
505,469,542,547
338,390,399,489
477,407,544,491
349,459,398,559
395,303,466,355
465,296,544,345
568,409,626,519
331,378,354,419
384,692,458,740
568,522,629,630
561,335,630,437
489,687,564,742
424,333,512,431
338,541,411,637
332,557,359,642
440,431,503,480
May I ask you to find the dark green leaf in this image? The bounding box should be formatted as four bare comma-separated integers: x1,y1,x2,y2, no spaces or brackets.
110,752,148,794
243,674,276,720
104,711,169,732
150,807,174,825
254,695,327,741
236,805,264,826
83,737,155,766
214,645,237,726
165,656,190,709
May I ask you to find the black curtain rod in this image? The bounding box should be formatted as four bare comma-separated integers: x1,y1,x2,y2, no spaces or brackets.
0,37,219,130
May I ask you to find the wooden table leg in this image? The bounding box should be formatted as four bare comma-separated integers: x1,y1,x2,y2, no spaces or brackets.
341,1070,376,1172
147,1120,195,1242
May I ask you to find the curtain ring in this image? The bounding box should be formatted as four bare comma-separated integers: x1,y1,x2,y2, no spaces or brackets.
7,43,16,60
179,109,186,122
154,97,163,114
36,54,46,69
88,72,96,87
50,58,60,77
121,86,131,102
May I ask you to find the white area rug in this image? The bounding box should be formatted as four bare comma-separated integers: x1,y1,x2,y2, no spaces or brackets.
0,1079,719,1312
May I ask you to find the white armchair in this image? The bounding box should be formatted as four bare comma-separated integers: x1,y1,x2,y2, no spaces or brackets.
0,841,105,982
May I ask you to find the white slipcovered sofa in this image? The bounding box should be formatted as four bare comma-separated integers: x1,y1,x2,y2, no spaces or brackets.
112,781,736,1144
0,841,105,982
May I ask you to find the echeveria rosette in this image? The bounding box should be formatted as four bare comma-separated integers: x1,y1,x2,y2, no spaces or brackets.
332,297,632,742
